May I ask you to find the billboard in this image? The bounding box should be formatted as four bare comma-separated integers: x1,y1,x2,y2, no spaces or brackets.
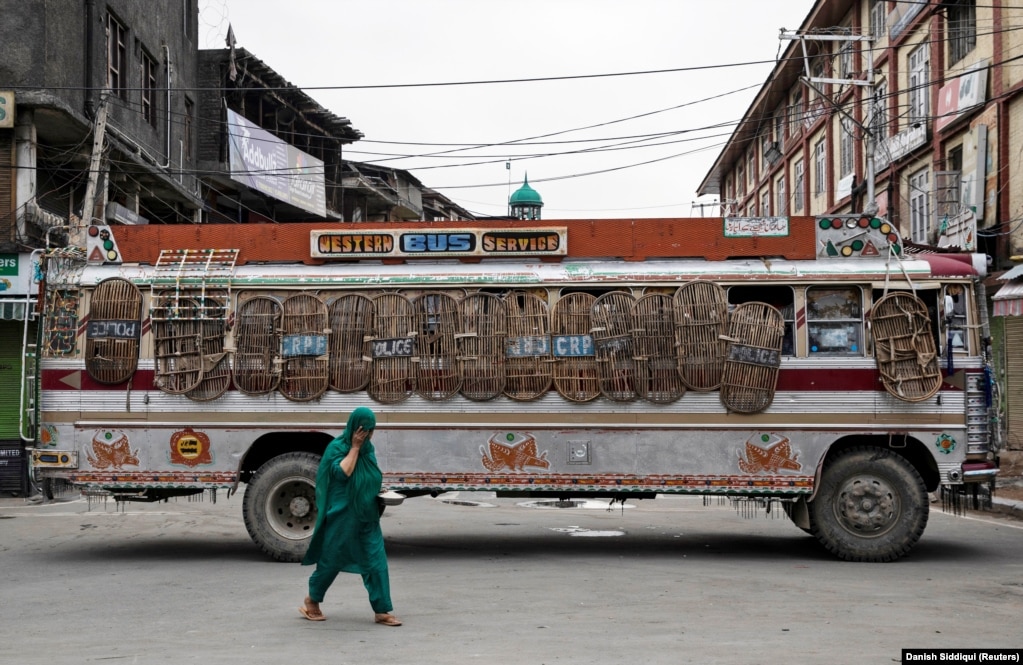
227,109,326,217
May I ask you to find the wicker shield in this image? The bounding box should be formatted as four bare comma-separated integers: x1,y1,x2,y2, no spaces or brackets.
328,294,374,393
414,292,461,401
232,295,282,395
632,293,685,403
870,292,942,402
369,293,416,403
673,280,729,391
151,294,204,394
187,316,232,402
503,290,552,401
591,291,637,402
458,293,507,401
279,293,329,402
85,277,142,385
719,302,784,413
551,292,600,402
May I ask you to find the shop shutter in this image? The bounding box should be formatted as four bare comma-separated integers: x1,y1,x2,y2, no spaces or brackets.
1005,317,1023,449
0,131,13,245
0,322,30,438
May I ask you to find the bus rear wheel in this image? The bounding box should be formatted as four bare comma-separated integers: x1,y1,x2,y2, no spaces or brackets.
243,452,320,562
808,446,928,562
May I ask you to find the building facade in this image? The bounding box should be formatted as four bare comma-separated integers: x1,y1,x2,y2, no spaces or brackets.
699,0,1023,448
0,0,204,491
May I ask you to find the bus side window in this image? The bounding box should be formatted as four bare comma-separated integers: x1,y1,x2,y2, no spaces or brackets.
806,286,862,356
727,285,794,356
942,285,969,353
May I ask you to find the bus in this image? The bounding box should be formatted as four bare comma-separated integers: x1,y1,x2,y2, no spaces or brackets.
28,215,1002,562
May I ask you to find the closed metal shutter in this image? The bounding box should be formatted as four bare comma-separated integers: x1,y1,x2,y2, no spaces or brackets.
0,131,12,245
1005,317,1023,449
0,323,29,438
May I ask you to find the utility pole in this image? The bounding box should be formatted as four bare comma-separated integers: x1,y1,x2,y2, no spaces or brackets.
779,29,878,216
690,201,720,217
74,92,110,248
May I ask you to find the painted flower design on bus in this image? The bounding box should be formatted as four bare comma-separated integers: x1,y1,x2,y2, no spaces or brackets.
737,433,801,474
86,430,140,469
481,432,550,472
934,433,957,455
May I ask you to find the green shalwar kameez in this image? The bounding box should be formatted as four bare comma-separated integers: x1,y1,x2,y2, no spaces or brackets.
302,407,393,613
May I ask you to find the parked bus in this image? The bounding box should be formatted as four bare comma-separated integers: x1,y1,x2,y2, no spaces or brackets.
28,216,1002,562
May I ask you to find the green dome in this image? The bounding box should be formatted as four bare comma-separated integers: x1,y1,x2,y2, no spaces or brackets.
509,175,543,206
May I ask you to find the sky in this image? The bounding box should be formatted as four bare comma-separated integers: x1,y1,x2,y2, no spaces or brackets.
198,0,812,220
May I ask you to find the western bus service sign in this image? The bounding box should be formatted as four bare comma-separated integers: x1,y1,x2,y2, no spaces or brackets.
310,227,568,259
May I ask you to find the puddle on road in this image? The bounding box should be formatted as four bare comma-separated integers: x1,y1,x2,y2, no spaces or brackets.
548,526,625,537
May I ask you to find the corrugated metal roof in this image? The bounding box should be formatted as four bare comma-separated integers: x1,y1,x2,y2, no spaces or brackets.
993,280,1023,300
998,264,1023,281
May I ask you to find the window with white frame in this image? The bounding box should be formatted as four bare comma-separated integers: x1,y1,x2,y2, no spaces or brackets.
840,116,855,177
747,150,755,187
761,190,770,216
789,89,803,139
871,80,888,142
870,0,887,42
838,36,854,79
737,163,745,196
141,49,157,126
107,13,128,99
794,159,805,212
947,0,976,65
909,44,929,125
909,168,930,243
814,139,826,196
776,176,787,216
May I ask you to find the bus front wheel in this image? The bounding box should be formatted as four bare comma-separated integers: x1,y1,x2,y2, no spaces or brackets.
808,446,928,562
243,452,320,562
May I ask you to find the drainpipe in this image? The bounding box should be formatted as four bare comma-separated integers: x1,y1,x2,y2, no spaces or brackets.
84,0,96,118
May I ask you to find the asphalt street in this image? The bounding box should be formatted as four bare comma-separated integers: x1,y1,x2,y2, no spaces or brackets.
2,491,1022,665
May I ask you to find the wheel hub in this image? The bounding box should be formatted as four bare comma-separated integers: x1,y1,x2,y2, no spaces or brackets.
836,476,898,535
289,496,312,518
264,477,317,541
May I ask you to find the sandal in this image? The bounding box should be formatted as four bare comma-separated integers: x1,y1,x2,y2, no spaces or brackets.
374,613,402,627
299,598,326,621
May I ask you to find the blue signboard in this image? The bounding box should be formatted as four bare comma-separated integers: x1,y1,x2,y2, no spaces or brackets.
552,334,595,357
282,334,328,358
505,335,551,357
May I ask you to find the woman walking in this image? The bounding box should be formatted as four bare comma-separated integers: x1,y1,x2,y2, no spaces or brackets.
299,407,401,626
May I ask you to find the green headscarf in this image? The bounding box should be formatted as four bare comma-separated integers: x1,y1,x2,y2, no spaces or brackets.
315,406,383,523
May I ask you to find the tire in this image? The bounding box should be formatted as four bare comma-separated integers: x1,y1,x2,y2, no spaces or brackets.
808,446,928,562
243,452,321,562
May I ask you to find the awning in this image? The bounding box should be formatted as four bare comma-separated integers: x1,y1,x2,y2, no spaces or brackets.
999,264,1023,281
993,280,1023,317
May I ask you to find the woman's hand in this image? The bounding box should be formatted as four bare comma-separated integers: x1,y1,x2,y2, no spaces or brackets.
352,426,369,450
